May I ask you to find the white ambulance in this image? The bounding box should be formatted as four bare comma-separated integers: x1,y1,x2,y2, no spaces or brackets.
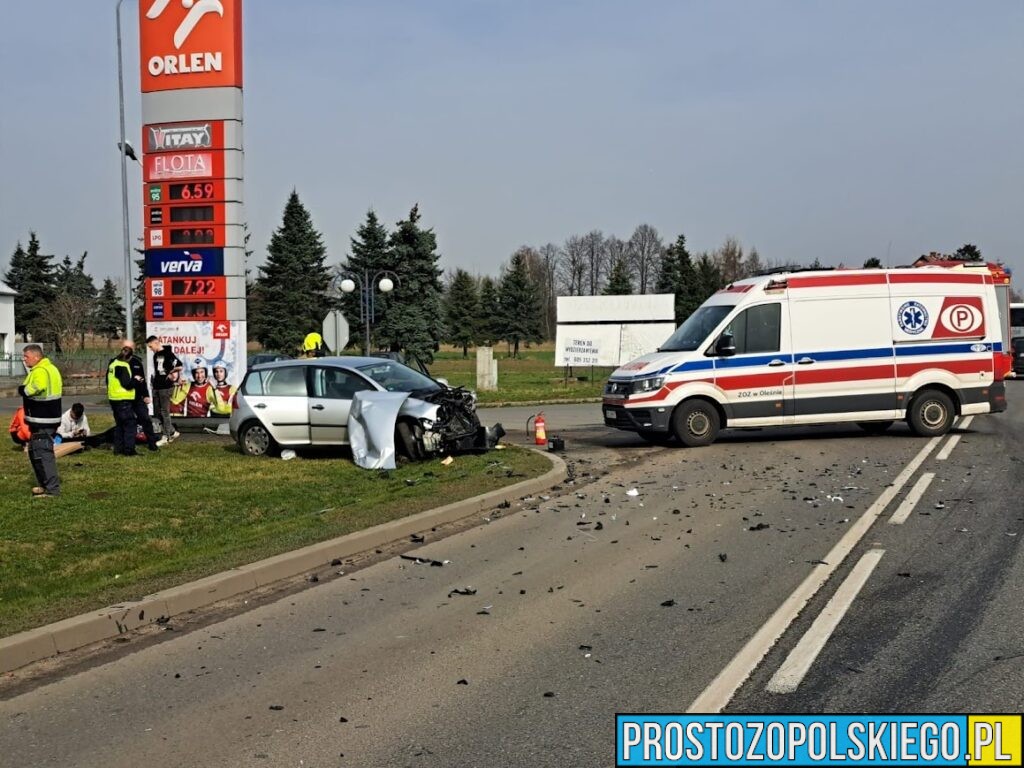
603,265,1011,446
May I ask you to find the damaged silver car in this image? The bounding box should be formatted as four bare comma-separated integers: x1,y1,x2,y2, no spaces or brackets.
229,356,501,463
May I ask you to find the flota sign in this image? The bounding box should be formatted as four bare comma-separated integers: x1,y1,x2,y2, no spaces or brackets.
140,0,243,93
144,247,224,276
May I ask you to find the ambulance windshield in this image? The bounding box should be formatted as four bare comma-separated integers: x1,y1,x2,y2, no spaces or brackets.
659,305,734,352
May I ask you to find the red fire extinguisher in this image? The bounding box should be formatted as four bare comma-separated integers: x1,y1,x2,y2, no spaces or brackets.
531,412,547,445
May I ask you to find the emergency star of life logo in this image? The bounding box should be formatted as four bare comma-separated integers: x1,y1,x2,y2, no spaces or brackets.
898,301,929,335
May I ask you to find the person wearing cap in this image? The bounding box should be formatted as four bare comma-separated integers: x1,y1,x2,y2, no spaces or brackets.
208,363,235,416
20,343,63,496
107,343,141,456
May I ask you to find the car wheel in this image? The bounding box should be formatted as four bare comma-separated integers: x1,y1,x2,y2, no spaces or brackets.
857,420,893,435
907,389,955,437
637,430,675,445
239,421,275,457
671,399,720,447
396,420,425,461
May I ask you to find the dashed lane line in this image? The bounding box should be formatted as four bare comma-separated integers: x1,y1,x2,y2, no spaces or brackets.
936,416,974,461
686,436,941,713
766,549,886,694
888,472,936,525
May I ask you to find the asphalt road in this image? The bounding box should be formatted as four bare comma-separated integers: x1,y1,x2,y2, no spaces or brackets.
2,393,1022,767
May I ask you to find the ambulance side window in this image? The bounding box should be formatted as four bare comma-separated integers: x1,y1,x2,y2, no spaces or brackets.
730,303,781,354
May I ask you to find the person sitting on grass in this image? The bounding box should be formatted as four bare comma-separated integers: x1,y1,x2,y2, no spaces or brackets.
57,403,91,443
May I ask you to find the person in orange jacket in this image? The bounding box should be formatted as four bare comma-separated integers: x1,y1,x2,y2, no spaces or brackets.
9,407,31,446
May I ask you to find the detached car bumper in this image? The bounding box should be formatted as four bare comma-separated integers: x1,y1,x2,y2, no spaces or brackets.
602,402,672,432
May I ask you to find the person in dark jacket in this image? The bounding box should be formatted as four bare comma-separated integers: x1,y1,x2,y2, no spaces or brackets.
126,342,159,451
107,344,140,456
146,335,183,442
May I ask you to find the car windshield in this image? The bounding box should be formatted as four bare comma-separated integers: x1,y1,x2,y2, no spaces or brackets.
1013,337,1024,353
356,360,442,394
659,305,734,352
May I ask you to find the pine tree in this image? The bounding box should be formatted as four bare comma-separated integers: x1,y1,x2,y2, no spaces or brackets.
374,205,444,364
656,235,702,324
340,210,391,352
444,269,480,358
695,253,723,304
94,278,126,345
954,243,982,261
477,276,504,346
603,256,634,295
499,251,544,358
863,257,884,269
251,190,331,353
4,233,57,342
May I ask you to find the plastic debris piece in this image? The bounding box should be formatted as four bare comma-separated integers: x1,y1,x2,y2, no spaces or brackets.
747,523,770,532
626,488,640,497
410,533,425,543
441,456,454,466
280,449,297,461
718,553,728,563
661,599,676,607
448,587,477,597
400,554,446,567
456,679,468,685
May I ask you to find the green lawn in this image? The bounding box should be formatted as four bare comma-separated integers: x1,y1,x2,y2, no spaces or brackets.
0,413,549,638
430,348,614,404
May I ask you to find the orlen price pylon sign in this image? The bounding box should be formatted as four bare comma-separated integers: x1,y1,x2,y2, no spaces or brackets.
140,0,246,419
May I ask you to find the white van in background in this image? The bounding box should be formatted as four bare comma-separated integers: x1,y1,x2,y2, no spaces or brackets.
603,265,1010,446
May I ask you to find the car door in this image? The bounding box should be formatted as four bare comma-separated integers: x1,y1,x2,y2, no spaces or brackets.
308,366,376,444
251,365,311,445
712,301,795,426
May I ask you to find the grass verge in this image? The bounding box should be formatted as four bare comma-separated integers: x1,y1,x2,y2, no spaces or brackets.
0,419,549,638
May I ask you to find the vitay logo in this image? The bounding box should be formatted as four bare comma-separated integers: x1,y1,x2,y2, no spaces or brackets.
147,123,213,152
139,0,243,93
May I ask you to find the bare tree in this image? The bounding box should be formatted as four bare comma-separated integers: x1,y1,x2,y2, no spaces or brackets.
35,294,95,354
605,235,627,286
537,243,560,338
582,229,606,295
627,223,664,294
716,236,745,284
559,235,587,296
742,246,764,277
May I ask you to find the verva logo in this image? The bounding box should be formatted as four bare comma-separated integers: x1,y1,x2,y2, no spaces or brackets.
140,0,243,93
934,296,986,338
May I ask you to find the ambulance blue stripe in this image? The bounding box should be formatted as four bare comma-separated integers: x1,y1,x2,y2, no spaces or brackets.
801,347,893,362
894,342,995,356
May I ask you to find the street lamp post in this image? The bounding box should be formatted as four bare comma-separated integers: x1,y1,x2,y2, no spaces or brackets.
115,0,134,341
339,270,398,354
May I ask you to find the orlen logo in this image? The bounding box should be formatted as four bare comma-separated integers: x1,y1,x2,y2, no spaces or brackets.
934,296,986,338
140,0,242,93
161,251,205,273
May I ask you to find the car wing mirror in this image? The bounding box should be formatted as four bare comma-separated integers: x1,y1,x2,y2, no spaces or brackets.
715,332,737,357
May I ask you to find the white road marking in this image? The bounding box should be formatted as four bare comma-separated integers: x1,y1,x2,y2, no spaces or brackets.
766,549,885,694
936,416,974,461
686,436,941,713
888,472,935,525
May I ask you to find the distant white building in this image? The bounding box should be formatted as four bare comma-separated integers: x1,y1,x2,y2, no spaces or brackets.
0,281,15,357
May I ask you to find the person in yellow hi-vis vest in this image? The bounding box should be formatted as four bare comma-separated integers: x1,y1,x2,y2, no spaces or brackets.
20,344,63,497
107,344,141,456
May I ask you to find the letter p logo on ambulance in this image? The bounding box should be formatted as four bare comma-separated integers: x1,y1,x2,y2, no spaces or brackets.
935,296,986,339
140,0,243,93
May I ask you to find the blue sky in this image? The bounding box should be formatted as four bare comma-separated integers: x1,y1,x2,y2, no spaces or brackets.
1,1,1021,286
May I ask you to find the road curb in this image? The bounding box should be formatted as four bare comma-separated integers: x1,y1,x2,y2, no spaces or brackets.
0,449,567,675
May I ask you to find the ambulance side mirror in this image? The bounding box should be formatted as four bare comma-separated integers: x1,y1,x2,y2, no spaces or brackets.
715,332,737,357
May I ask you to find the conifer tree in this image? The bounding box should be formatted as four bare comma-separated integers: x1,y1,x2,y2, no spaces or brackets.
477,276,504,346
53,253,97,349
862,257,884,269
4,233,57,342
340,210,391,352
603,256,634,295
444,269,480,358
499,250,544,358
695,253,723,304
374,205,445,363
94,278,126,346
656,235,702,324
252,190,331,352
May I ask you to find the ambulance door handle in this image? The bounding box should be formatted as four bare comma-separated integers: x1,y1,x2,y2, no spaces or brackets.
767,359,785,367
797,357,815,365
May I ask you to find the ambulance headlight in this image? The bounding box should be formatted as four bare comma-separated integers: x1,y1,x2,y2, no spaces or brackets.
629,376,665,394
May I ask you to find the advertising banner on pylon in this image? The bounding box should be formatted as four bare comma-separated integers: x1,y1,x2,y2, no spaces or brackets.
140,0,243,93
146,321,246,417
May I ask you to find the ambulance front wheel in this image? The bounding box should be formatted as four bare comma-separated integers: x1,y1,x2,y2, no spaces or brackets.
907,389,955,437
671,400,721,447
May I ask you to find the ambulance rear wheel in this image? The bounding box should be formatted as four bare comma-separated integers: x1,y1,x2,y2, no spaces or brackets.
671,400,720,447
908,390,955,437
857,420,893,435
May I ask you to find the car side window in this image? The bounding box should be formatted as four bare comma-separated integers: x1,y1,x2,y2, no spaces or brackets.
242,372,263,395
312,368,374,400
262,366,308,396
729,303,781,355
